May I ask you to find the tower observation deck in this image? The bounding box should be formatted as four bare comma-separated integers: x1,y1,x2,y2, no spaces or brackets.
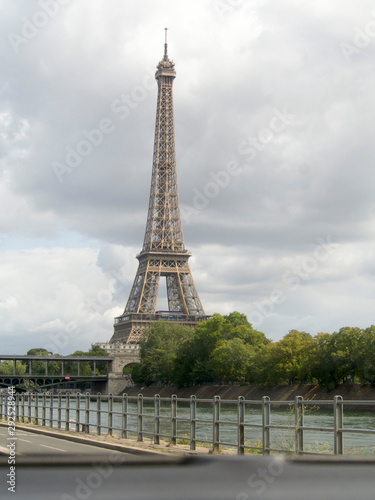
110,31,209,344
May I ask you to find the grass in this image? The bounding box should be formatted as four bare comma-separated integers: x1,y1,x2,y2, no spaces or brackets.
244,439,263,454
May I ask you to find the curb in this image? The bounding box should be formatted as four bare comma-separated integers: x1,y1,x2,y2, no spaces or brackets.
0,422,168,456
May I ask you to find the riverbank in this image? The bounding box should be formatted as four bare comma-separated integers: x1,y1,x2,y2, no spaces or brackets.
123,383,375,402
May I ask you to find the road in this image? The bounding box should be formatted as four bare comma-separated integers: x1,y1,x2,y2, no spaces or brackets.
1,427,375,499
0,426,129,457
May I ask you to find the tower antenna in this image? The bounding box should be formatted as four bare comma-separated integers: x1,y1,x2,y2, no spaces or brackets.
164,27,168,57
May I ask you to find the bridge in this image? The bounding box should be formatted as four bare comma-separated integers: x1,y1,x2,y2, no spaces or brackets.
0,350,140,394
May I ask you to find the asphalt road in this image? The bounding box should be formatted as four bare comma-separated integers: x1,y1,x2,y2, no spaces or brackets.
0,427,129,457
1,452,375,500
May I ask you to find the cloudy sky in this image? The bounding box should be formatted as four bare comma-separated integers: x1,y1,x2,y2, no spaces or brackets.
1,0,375,354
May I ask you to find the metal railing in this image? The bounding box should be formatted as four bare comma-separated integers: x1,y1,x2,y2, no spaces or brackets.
1,393,375,456
114,312,211,325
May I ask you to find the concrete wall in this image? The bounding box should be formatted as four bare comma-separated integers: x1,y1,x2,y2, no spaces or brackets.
105,351,140,395
110,351,140,373
89,351,140,395
106,373,134,395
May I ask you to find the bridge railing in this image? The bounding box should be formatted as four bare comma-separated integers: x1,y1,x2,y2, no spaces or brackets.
1,392,375,456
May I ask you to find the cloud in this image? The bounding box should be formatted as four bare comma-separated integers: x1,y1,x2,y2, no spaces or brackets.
1,0,375,353
0,247,117,353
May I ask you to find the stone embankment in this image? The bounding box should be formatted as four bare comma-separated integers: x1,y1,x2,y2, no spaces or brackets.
123,383,375,404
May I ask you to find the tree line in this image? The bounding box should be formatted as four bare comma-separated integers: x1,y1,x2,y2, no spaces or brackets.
128,312,375,390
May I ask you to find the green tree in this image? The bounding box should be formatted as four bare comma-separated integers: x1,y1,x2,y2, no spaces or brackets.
88,345,108,356
174,312,270,386
46,356,63,376
308,332,334,388
257,330,314,385
129,321,194,385
358,325,375,385
26,348,54,375
208,338,256,383
87,345,109,374
64,347,109,376
310,327,368,389
27,348,53,356
24,348,64,376
0,360,27,375
306,327,375,389
65,351,93,376
330,327,365,384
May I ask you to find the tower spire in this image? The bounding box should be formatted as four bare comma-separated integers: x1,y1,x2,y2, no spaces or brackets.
164,27,168,58
110,34,207,344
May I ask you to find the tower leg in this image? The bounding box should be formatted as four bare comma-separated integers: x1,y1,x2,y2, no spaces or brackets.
166,274,187,312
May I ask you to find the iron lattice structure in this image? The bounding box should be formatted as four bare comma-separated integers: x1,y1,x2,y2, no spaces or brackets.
111,35,208,344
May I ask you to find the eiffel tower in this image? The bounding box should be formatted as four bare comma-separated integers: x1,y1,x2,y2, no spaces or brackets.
110,30,208,344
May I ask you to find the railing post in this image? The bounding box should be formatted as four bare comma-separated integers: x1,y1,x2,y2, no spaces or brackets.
15,393,19,423
295,396,304,455
334,395,344,455
75,393,80,432
108,394,113,436
18,393,24,422
3,394,6,420
22,393,27,423
154,394,160,445
171,395,177,445
213,395,220,453
57,393,62,429
23,393,27,423
190,395,196,451
237,396,245,455
41,392,46,426
45,392,49,427
96,393,101,436
35,393,39,425
2,393,6,419
21,393,25,423
122,393,128,439
85,393,90,434
137,394,143,442
49,392,53,428
65,393,70,431
19,393,23,423
28,393,32,423
262,396,270,455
